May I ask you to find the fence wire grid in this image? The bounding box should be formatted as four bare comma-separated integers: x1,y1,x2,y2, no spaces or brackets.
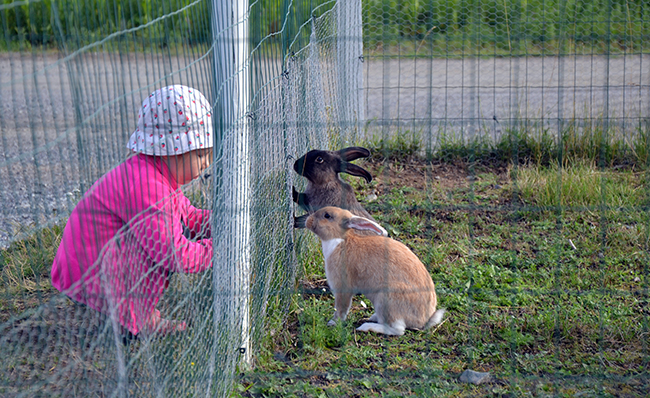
1,0,649,396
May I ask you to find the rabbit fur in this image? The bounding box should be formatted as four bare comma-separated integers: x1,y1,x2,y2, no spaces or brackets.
293,147,378,228
305,206,445,336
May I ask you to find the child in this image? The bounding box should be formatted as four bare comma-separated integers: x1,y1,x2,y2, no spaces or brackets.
51,85,214,337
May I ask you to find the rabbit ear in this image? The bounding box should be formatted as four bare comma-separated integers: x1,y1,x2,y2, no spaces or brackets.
342,163,373,183
338,147,371,161
346,216,387,237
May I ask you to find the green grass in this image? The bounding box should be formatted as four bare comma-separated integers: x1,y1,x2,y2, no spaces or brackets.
2,0,648,57
0,224,61,325
367,120,650,169
0,0,212,51
364,0,650,57
1,131,649,395
0,225,61,292
513,160,647,210
236,138,650,396
365,133,424,162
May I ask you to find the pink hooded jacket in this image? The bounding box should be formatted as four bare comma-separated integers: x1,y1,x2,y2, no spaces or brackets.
51,154,212,335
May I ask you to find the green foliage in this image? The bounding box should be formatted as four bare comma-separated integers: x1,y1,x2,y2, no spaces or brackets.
0,224,62,294
1,0,212,50
365,131,423,161
249,0,335,53
0,224,62,323
514,160,646,209
428,121,650,169
363,0,650,56
298,297,351,351
242,154,650,396
2,0,649,54
2,155,649,395
0,0,338,51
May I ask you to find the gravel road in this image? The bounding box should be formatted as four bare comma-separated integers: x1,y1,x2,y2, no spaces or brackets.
363,55,649,131
1,52,648,246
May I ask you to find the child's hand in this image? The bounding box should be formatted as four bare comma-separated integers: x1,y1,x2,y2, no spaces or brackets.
142,309,187,336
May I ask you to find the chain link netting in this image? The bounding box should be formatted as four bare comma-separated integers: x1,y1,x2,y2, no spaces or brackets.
1,0,649,396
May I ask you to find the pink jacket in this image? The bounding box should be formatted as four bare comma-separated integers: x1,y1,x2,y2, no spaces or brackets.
51,154,212,334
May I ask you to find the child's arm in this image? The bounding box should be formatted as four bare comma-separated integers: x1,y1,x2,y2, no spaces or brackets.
182,199,211,240
132,206,212,274
123,180,213,274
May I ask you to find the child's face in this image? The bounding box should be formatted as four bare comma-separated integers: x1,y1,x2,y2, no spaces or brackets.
166,148,212,185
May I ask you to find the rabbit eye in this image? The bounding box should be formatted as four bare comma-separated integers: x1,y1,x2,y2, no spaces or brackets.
324,212,331,219
315,156,324,164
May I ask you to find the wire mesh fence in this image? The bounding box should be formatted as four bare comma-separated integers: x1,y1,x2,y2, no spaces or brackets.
1,0,649,396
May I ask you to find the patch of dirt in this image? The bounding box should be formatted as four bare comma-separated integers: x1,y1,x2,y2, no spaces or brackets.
362,158,510,193
0,288,58,324
300,278,330,297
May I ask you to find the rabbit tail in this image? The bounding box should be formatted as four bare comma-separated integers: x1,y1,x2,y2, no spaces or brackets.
424,309,445,330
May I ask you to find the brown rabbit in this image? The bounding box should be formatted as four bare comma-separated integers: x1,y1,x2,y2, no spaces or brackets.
305,206,445,336
293,147,377,228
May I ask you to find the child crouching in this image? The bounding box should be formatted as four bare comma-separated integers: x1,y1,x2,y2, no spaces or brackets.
52,85,214,337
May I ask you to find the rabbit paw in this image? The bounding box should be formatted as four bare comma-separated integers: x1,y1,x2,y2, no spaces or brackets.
357,321,405,336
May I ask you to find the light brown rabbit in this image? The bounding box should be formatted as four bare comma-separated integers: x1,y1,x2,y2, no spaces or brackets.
306,206,445,336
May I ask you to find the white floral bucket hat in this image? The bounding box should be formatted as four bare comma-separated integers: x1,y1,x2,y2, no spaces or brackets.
127,85,213,156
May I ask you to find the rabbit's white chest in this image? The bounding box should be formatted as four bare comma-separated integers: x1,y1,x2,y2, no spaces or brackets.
321,238,343,275
321,239,343,262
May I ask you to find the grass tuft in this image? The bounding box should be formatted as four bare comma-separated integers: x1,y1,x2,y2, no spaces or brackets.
370,121,650,169
1,129,649,396
365,132,423,162
513,160,647,210
0,225,62,295
240,151,650,396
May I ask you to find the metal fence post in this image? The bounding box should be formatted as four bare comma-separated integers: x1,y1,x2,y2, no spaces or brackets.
211,0,252,379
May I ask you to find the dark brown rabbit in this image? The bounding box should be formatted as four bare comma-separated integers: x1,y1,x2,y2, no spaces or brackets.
293,146,377,228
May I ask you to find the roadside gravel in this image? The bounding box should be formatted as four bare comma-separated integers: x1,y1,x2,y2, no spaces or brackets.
1,52,648,247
